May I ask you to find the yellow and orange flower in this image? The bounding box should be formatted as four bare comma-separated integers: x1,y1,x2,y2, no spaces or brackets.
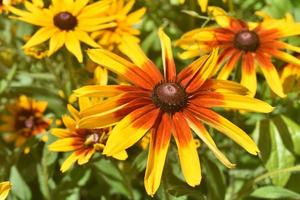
0,182,11,200
281,55,300,94
8,0,117,62
177,7,300,97
91,0,146,51
49,68,127,172
0,95,50,147
74,29,273,196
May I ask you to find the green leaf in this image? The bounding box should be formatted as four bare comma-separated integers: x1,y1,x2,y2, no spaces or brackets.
93,159,134,199
265,120,295,186
281,116,300,156
9,166,32,200
203,156,226,200
250,186,300,199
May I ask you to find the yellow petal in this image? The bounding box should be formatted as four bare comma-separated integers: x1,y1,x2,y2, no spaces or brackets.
48,31,66,57
191,107,259,155
144,114,172,196
23,27,58,49
172,112,201,187
65,31,83,62
60,152,80,172
103,106,159,156
185,111,235,168
207,6,230,27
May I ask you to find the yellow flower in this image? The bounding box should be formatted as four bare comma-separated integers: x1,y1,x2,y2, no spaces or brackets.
179,0,227,12
0,182,11,200
75,29,273,196
177,7,300,97
9,0,117,62
0,95,50,147
49,68,127,172
91,0,146,50
0,0,23,13
281,55,300,93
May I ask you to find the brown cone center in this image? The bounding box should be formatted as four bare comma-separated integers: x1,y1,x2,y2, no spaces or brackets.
53,12,77,31
234,30,260,52
152,82,187,113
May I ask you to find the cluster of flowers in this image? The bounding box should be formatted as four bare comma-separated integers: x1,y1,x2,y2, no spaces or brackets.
1,0,300,198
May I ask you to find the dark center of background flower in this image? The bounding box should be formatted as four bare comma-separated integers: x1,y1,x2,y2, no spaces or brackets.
53,12,77,31
152,82,188,114
15,109,48,137
234,30,260,52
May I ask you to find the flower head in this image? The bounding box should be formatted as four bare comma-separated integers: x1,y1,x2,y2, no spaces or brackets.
177,7,300,97
0,95,50,147
0,182,11,200
281,55,300,94
9,0,117,62
49,68,127,172
75,29,273,196
91,0,146,50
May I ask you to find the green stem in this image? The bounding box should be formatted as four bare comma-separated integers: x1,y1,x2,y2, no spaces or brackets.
254,165,300,183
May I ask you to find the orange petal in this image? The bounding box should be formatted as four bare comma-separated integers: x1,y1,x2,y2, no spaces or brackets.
184,110,235,168
103,105,160,156
240,53,257,96
144,113,172,196
158,28,176,81
189,106,259,155
256,53,285,97
171,112,201,187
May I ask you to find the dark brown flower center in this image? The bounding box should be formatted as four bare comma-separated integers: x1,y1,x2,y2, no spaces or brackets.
15,109,48,137
234,30,260,52
53,12,77,31
152,82,188,114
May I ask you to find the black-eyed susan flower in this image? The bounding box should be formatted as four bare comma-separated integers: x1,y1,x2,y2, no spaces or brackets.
281,55,300,94
177,7,300,97
0,95,50,147
91,0,146,51
0,182,11,200
8,0,117,62
48,100,128,172
49,68,127,172
74,29,273,196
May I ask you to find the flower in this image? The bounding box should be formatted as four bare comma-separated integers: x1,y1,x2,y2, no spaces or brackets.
8,0,117,62
91,0,146,50
49,68,127,172
0,0,23,13
0,95,50,147
281,55,300,93
0,182,11,200
74,29,273,196
177,7,300,97
179,0,226,12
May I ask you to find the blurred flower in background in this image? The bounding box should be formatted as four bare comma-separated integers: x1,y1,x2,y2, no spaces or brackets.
281,55,300,94
0,95,50,147
75,29,273,196
179,0,227,12
177,7,300,97
8,0,117,62
0,182,11,200
91,0,146,51
0,0,23,13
